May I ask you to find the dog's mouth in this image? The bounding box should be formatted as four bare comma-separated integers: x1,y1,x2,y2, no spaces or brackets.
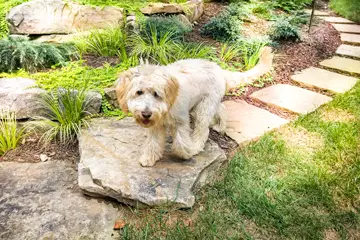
142,119,151,125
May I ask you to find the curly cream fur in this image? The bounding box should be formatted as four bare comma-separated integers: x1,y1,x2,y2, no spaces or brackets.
116,47,273,167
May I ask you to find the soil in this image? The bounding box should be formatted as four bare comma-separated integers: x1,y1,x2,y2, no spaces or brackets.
0,137,79,165
82,54,120,68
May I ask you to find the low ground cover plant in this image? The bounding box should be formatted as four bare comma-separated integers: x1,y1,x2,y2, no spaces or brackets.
0,37,77,73
269,17,301,42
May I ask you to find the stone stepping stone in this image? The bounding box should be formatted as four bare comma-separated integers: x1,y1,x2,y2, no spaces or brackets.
320,56,360,75
0,161,121,239
319,16,355,24
332,24,360,34
223,100,288,144
250,84,332,115
78,117,226,208
291,67,358,93
305,9,330,16
341,33,360,45
336,44,360,59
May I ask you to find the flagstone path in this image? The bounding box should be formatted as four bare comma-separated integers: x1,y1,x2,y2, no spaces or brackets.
224,12,360,145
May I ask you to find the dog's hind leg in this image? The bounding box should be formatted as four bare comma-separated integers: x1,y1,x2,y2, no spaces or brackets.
211,103,227,134
139,125,166,167
192,97,219,154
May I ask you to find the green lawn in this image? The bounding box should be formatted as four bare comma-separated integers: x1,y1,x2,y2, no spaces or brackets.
121,82,360,239
330,0,360,23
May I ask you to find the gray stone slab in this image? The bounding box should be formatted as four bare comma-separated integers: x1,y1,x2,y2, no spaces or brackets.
291,67,358,93
332,24,360,34
250,84,332,114
78,117,226,208
319,16,355,24
320,56,360,75
0,161,121,240
336,44,360,59
223,100,288,144
304,9,330,16
341,33,360,45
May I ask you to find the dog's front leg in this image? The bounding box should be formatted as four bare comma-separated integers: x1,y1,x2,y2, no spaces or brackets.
139,125,166,167
171,122,196,159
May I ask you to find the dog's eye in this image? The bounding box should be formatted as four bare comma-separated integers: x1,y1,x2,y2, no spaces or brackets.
136,90,143,95
153,91,159,98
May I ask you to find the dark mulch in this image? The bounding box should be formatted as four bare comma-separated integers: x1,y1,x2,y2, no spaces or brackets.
0,137,79,165
82,54,120,68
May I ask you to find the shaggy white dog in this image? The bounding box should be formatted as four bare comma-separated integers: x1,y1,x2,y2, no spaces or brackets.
116,47,273,167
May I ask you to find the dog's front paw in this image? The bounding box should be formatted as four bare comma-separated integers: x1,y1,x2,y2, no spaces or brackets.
139,154,158,167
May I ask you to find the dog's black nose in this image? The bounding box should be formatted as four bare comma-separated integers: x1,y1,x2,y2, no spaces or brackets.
141,111,152,119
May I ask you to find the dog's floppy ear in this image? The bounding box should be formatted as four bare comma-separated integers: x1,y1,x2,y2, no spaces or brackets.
115,69,135,113
164,76,179,108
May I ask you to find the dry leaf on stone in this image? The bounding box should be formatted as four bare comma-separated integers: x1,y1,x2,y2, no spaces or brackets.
113,219,126,230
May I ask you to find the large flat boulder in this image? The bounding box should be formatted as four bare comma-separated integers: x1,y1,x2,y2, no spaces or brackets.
0,78,45,119
78,117,226,208
7,0,124,35
0,161,121,240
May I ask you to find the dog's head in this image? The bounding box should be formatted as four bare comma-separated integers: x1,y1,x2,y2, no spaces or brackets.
115,65,179,128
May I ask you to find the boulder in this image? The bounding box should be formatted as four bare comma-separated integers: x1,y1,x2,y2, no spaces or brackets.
0,78,46,119
0,161,121,239
140,0,203,22
34,31,91,44
78,117,227,208
104,87,119,108
7,0,124,35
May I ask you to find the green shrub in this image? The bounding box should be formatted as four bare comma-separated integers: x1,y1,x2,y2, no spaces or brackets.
288,10,310,26
219,42,242,63
142,16,192,41
75,26,128,58
30,87,91,145
271,0,312,12
175,42,216,60
0,37,77,73
330,0,360,23
0,110,25,156
237,37,270,70
201,13,242,42
269,19,300,42
129,25,181,65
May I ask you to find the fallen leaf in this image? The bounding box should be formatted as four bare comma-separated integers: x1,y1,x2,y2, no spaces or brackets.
113,219,126,230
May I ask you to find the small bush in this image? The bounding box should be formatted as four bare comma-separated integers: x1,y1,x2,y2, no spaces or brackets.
269,19,300,42
175,42,216,60
75,26,128,58
271,0,312,12
30,88,91,145
238,37,270,70
0,110,25,156
0,37,77,73
219,42,243,63
129,25,181,65
142,16,192,41
201,13,242,42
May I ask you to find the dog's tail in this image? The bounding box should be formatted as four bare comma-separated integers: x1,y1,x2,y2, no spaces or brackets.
225,46,274,91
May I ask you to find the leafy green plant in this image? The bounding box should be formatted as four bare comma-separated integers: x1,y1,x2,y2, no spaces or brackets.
142,15,192,41
219,42,242,63
29,87,91,144
129,25,180,65
175,42,216,60
269,18,300,42
201,13,242,42
0,37,77,73
238,37,270,70
271,0,312,12
0,110,25,156
75,26,128,59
